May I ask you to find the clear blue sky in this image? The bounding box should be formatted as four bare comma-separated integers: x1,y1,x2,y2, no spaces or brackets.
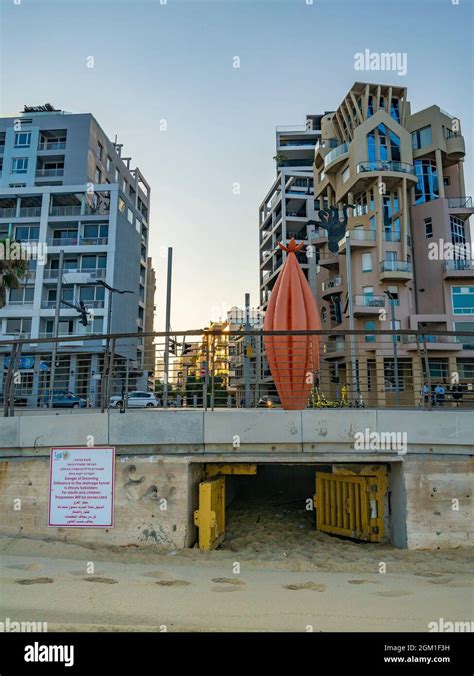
1,0,472,330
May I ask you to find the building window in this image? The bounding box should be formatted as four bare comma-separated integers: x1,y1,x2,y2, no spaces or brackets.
365,320,376,342
342,166,350,183
14,132,31,148
388,285,400,305
390,98,400,123
106,156,112,172
451,287,474,315
122,179,127,193
9,286,34,304
12,157,28,174
94,167,102,184
414,159,439,205
450,215,466,257
6,317,31,335
9,183,26,188
424,217,433,238
15,225,40,241
362,252,372,272
118,197,126,214
411,126,432,150
454,323,474,350
127,208,134,225
443,175,450,187
96,142,103,161
115,167,119,182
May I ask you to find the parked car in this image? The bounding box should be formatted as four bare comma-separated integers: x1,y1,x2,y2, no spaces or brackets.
110,391,160,408
257,396,279,408
43,391,87,409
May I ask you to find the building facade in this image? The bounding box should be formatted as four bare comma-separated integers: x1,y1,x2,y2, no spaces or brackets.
0,105,154,406
310,82,473,405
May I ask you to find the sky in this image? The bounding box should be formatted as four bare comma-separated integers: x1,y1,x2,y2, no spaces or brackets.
0,0,472,331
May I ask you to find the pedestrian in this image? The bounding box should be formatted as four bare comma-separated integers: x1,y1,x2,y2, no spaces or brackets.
434,383,445,407
450,383,462,408
421,382,430,408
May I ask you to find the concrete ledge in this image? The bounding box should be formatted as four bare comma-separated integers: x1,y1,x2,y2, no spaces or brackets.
109,409,204,448
0,417,20,448
18,412,109,448
203,410,302,452
376,410,474,448
302,409,377,452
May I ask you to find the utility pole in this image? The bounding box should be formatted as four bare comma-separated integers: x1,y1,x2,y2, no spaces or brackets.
385,291,400,406
49,249,64,408
163,247,173,406
243,293,251,407
345,233,359,404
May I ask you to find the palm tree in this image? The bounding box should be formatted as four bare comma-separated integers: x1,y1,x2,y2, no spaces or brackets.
0,241,28,309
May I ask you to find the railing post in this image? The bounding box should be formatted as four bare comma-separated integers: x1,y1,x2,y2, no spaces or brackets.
100,339,110,413
3,343,20,417
105,338,116,412
203,333,209,411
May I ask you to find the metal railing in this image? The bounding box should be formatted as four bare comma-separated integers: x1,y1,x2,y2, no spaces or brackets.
38,141,66,151
380,260,413,273
322,275,343,291
444,260,474,272
36,168,64,177
353,294,385,307
1,328,473,416
447,197,472,209
357,161,416,175
324,142,348,167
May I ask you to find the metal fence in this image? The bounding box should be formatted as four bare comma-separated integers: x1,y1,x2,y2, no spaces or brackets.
1,328,473,416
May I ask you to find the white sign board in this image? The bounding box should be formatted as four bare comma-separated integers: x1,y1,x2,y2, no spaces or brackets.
48,447,115,528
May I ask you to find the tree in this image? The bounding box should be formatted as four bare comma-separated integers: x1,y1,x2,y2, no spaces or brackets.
0,241,28,309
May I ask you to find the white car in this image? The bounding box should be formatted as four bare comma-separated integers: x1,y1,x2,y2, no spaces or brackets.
110,391,160,408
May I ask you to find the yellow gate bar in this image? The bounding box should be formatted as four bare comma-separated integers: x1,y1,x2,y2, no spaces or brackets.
206,463,257,477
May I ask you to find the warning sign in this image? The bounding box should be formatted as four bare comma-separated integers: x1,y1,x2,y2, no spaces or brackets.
48,447,115,528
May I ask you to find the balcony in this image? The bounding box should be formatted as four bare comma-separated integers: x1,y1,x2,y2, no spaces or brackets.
401,334,462,352
357,161,416,177
50,205,81,217
79,237,108,246
36,168,64,178
19,207,42,218
383,230,401,242
339,228,376,252
443,259,474,279
324,143,349,170
0,207,16,218
43,268,106,282
47,236,79,246
445,134,465,160
323,340,346,358
38,141,66,151
379,260,412,281
353,294,385,316
447,196,473,217
322,275,343,297
310,227,329,244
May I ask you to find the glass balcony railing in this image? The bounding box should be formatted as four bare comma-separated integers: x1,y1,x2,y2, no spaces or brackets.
324,143,348,167
380,260,413,273
19,207,42,217
38,141,66,151
383,230,401,241
36,168,64,177
347,229,375,241
0,208,16,218
50,205,81,216
322,275,343,291
444,260,474,272
43,268,106,279
357,161,416,175
47,237,79,246
447,197,472,209
353,294,385,307
323,340,345,353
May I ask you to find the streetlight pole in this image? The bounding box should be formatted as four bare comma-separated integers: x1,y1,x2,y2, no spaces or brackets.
163,247,173,406
345,233,359,404
243,293,251,407
49,249,64,408
385,291,400,406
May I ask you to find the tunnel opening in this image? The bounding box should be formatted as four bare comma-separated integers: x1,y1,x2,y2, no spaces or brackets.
193,462,394,553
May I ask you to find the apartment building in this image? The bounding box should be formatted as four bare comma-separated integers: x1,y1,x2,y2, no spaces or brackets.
0,104,155,406
259,116,325,309
311,82,474,405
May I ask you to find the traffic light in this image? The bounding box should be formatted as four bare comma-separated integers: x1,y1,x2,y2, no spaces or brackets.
329,297,342,324
169,338,177,355
182,342,193,355
79,301,89,327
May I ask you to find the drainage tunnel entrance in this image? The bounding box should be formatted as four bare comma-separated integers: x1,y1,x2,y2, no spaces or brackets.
193,463,390,552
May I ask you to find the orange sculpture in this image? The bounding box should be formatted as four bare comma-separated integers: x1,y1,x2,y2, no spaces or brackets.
263,239,321,410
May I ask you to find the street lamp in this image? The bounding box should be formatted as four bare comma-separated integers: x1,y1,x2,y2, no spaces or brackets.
384,290,400,406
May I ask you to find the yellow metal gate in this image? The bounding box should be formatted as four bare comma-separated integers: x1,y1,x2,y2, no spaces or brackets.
314,470,386,542
194,476,225,551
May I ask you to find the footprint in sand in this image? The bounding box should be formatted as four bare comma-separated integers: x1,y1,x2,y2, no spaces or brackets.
16,577,54,585
211,585,242,593
83,577,118,584
155,580,190,587
414,572,446,578
348,579,379,585
284,582,327,592
7,563,41,571
427,578,454,585
374,590,413,597
211,577,244,586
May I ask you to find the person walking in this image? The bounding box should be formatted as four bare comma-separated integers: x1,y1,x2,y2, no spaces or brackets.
434,383,445,407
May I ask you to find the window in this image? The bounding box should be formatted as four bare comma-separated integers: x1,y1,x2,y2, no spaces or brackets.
114,167,119,183
15,225,39,241
12,157,28,174
9,183,26,188
83,223,108,240
9,286,34,304
94,167,102,184
96,142,103,161
386,251,397,262
454,324,474,350
365,320,376,342
342,166,350,183
443,176,450,187
424,217,433,239
362,253,372,272
450,215,466,257
451,287,474,315
414,160,439,204
14,132,31,148
118,197,126,213
390,98,400,123
321,307,327,322
6,318,31,335
127,208,134,225
106,156,112,172
79,285,105,303
122,179,127,193
411,126,432,150
388,285,400,305
363,286,374,298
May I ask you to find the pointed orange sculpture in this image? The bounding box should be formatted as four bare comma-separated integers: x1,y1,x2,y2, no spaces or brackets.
263,239,321,410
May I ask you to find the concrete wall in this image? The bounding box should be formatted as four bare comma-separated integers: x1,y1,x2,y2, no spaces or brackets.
0,455,193,550
0,409,472,550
